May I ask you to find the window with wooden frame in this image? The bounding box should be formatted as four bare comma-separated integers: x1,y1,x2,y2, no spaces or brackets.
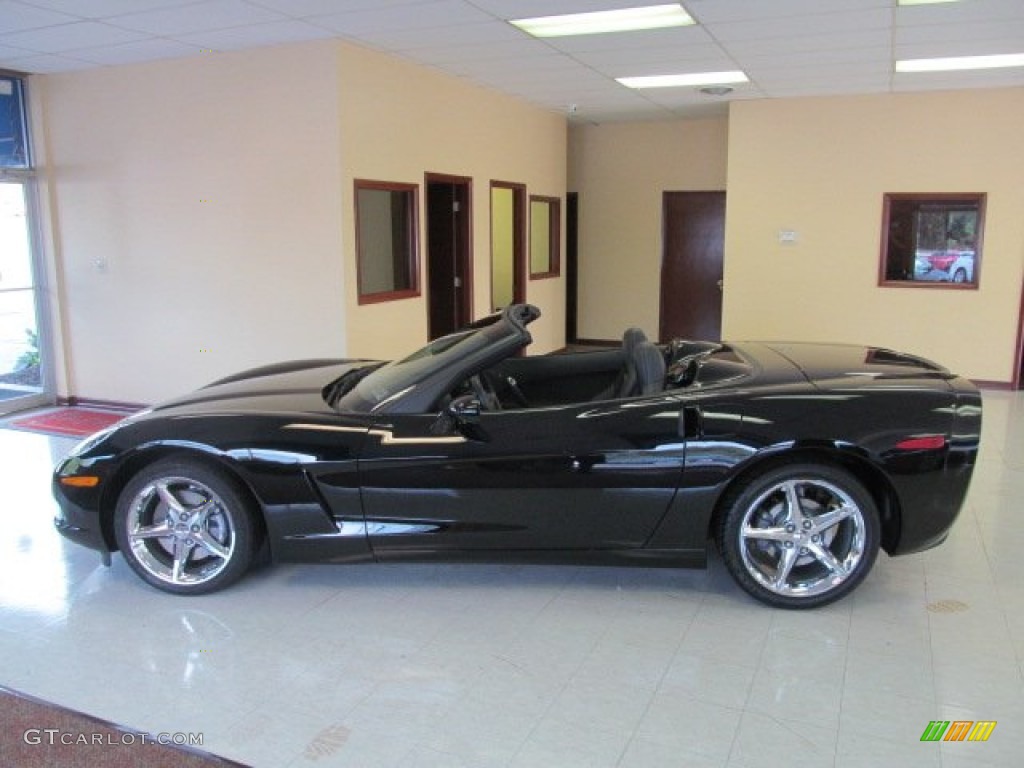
354,180,419,304
879,193,985,289
529,195,560,279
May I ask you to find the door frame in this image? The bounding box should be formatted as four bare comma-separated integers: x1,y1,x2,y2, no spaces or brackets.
565,192,578,344
425,173,473,339
489,180,525,312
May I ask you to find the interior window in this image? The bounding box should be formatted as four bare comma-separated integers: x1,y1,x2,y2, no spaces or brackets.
879,193,984,288
490,181,524,311
529,196,560,279
355,180,419,303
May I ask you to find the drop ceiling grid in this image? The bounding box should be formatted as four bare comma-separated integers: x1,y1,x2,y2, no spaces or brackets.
0,0,1021,121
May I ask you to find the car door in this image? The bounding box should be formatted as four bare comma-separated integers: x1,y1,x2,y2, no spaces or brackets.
357,395,688,557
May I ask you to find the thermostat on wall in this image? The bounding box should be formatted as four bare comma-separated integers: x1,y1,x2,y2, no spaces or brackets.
778,229,799,244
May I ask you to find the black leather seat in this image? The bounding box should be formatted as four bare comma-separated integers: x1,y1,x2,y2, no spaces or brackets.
621,340,666,397
615,327,648,397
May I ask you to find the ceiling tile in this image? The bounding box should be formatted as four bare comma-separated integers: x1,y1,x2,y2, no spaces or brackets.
405,38,562,66
705,7,891,43
895,0,1024,26
580,49,737,78
895,19,1024,47
0,42,33,58
0,51,94,72
896,37,1024,60
351,21,525,53
687,0,889,24
467,1,641,18
0,1,78,34
722,27,891,57
310,1,493,35
68,36,200,65
109,0,286,36
22,0,200,18
178,20,336,50
0,21,146,54
249,0,437,17
893,67,1024,91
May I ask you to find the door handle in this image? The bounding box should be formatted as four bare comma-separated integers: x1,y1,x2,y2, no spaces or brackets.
716,279,723,292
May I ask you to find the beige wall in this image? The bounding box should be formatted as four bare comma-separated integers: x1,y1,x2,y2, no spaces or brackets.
338,43,567,359
36,39,568,404
568,118,729,340
724,89,1024,383
37,42,344,403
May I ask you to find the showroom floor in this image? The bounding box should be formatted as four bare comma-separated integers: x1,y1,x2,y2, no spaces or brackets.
1,391,1022,768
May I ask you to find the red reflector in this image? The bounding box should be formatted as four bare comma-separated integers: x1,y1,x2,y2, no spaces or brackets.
895,435,947,451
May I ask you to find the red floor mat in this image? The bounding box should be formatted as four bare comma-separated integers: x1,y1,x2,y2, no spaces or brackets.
8,407,130,438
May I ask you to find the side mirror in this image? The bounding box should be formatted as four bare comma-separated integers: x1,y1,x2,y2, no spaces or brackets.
449,394,481,426
430,394,483,437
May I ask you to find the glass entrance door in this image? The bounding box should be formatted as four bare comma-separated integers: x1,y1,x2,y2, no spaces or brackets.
0,181,48,415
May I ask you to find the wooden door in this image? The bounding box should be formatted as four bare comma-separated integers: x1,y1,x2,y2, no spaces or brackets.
426,174,471,340
660,191,726,342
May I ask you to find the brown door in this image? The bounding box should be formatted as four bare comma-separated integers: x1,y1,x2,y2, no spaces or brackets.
426,174,472,340
660,191,726,342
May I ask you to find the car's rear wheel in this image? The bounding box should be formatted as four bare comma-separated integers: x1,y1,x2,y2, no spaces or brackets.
114,459,257,594
952,267,968,283
717,463,880,608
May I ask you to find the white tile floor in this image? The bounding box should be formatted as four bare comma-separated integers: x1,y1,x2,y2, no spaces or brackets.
2,391,1023,767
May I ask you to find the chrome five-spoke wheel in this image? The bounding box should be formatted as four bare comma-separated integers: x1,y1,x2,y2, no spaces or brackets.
718,464,880,608
114,460,256,594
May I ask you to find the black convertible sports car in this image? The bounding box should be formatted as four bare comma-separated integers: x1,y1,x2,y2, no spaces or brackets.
54,305,981,608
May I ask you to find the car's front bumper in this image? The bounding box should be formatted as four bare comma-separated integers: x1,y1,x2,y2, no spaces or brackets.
52,475,114,560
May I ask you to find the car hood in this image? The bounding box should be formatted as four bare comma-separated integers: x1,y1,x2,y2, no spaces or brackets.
144,359,379,418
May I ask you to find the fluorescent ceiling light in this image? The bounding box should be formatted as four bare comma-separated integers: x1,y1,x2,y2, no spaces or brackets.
897,1,959,6
617,70,748,89
510,4,694,38
896,53,1024,72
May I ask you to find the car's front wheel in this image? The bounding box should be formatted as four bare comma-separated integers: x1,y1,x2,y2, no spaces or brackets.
717,463,880,608
952,267,968,283
114,459,258,594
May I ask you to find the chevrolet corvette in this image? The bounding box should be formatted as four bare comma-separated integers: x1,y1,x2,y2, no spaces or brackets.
53,304,981,608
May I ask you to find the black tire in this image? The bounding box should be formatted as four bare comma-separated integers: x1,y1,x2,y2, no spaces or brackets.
952,268,967,284
114,459,258,595
716,463,880,609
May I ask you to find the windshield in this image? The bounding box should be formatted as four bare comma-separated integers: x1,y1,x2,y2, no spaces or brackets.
334,311,518,413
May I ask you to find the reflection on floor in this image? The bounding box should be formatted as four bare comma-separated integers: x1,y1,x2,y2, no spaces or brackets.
1,392,1023,768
